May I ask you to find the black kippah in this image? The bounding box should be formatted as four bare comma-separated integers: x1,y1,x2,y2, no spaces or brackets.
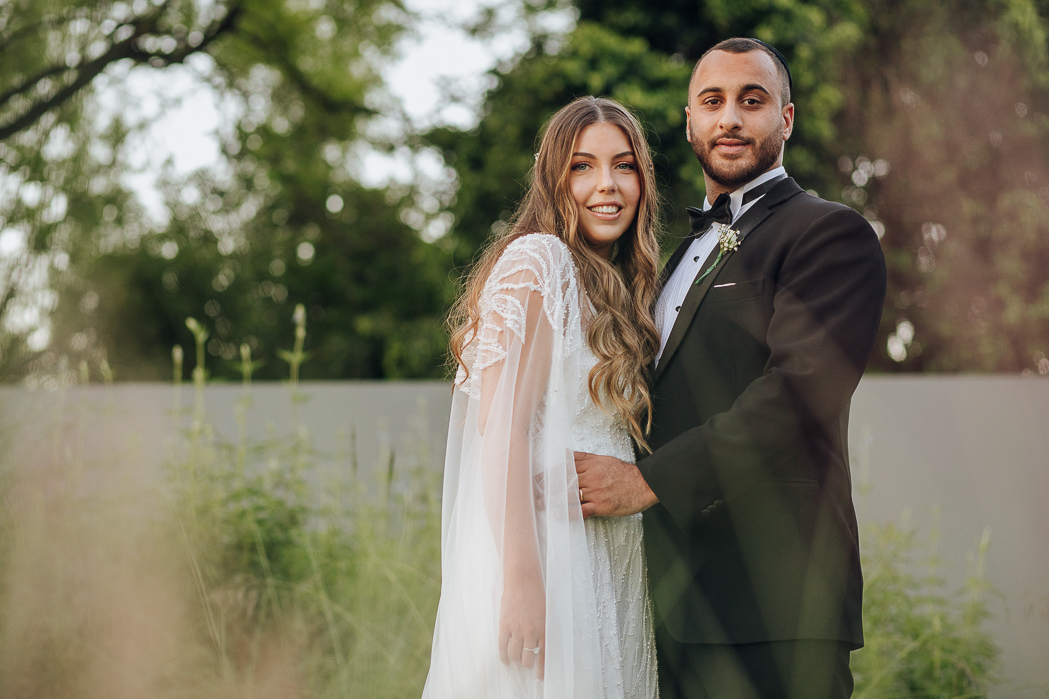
751,39,793,93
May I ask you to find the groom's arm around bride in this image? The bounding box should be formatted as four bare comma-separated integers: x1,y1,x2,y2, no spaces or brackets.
576,38,886,699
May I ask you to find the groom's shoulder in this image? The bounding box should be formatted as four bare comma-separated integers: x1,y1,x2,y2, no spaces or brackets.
776,183,873,233
779,182,854,215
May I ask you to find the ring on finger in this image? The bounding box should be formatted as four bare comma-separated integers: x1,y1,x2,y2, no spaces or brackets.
579,488,584,502
523,646,540,654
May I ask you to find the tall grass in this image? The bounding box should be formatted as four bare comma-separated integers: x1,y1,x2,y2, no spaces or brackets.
0,306,442,698
0,309,1000,697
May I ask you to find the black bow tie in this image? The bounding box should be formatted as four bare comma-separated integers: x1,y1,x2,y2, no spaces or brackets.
686,193,732,235
684,174,789,238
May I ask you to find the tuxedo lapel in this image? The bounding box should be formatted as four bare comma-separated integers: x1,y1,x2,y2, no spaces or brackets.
653,178,803,384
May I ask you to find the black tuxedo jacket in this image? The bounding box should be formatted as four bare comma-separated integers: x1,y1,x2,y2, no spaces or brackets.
637,177,886,647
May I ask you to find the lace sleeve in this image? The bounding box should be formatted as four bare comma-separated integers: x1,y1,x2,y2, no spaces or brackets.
456,234,577,399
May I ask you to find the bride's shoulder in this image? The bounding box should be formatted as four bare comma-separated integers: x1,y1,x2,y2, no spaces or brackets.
491,233,577,285
504,231,569,254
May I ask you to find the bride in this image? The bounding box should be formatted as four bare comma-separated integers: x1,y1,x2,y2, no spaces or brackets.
422,96,661,699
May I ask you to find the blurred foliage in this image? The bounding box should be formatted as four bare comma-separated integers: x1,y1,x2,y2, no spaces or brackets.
835,0,1049,372
853,521,999,697
1,0,453,381
2,0,1049,379
427,20,699,266
170,328,443,696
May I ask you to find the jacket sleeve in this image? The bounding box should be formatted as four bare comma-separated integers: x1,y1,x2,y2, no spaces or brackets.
637,205,887,531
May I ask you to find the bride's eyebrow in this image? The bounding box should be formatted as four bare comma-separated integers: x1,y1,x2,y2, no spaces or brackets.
571,151,635,158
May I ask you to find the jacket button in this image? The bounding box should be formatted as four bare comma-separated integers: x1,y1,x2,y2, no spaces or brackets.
712,499,723,509
700,508,712,520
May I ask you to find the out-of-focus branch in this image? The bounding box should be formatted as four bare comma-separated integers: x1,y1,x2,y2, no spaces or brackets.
266,39,375,115
231,21,373,116
0,63,73,112
0,35,140,141
0,249,28,330
0,14,73,55
0,281,17,324
0,3,243,142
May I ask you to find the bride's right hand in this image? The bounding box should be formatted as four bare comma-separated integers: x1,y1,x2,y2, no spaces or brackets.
498,572,546,679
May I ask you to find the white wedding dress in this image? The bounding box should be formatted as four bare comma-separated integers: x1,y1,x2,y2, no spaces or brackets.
422,233,657,699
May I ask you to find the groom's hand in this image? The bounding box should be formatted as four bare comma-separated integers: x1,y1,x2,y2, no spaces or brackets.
574,452,658,518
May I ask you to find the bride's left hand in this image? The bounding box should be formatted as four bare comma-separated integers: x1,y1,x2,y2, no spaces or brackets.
498,571,546,679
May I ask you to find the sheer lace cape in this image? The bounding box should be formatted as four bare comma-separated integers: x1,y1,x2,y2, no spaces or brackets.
422,233,612,698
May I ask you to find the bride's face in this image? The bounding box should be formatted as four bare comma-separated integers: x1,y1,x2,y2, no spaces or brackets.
568,122,641,259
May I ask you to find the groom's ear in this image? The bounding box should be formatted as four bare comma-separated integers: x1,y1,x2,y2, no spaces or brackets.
685,106,692,142
781,103,794,141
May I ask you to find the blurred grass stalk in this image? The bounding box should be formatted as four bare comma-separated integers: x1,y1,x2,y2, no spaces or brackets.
0,308,442,698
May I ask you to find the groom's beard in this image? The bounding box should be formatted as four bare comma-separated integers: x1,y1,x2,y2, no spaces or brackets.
691,124,783,189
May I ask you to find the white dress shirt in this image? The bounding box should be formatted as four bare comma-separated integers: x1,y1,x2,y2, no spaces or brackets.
654,167,787,365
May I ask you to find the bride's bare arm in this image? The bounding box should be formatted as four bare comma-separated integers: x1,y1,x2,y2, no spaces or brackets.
476,263,555,679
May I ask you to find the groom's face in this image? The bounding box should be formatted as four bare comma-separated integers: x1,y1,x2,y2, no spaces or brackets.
686,50,794,195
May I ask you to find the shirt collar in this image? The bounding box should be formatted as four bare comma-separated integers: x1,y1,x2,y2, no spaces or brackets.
704,166,788,218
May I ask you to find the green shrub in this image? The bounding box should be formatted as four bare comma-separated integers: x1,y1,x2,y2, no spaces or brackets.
853,517,999,698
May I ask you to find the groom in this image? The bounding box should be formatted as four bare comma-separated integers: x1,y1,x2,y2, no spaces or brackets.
575,38,886,698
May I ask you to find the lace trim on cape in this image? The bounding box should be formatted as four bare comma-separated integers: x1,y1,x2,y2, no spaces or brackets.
456,233,582,399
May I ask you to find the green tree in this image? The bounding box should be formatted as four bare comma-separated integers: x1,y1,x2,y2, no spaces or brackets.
9,0,1049,379
835,0,1049,372
0,0,247,377
3,0,455,381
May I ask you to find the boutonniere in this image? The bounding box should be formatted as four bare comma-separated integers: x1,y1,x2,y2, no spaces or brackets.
694,224,740,285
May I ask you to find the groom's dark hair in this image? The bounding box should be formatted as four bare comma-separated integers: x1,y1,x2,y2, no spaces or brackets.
692,38,792,107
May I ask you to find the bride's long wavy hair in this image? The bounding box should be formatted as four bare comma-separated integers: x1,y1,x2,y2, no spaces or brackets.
448,96,662,451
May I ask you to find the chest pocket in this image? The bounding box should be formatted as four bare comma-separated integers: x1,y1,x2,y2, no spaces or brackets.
705,279,765,304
